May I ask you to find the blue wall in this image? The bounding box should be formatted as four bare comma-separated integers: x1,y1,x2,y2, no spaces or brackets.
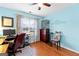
0,7,16,35
45,4,79,52
0,7,43,36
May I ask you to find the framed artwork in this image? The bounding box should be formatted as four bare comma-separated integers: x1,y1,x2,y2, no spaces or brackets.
2,16,13,27
41,20,49,29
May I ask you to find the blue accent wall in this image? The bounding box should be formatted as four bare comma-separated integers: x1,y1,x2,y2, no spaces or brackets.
0,7,43,36
45,4,79,52
0,7,16,35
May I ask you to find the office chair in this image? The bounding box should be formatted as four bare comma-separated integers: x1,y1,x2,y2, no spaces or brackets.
8,33,25,56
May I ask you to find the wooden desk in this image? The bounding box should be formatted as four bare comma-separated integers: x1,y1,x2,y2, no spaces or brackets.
0,44,9,53
0,36,7,44
0,36,9,54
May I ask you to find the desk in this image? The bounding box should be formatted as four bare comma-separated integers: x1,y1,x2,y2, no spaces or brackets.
0,36,7,44
0,36,9,54
0,44,9,53
0,39,5,45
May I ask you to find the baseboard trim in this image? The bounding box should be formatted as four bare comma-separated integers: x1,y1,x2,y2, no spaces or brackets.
61,45,79,54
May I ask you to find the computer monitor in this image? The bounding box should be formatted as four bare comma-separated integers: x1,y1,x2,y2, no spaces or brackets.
3,29,15,36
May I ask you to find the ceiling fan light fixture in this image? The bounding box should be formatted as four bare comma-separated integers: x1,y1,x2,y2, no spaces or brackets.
38,7,41,10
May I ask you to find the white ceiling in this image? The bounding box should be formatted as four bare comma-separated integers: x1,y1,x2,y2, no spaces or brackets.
0,3,75,17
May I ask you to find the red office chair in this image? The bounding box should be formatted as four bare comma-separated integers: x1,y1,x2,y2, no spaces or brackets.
8,33,25,56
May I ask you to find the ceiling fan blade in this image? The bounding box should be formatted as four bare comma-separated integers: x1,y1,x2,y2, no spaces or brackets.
43,3,51,7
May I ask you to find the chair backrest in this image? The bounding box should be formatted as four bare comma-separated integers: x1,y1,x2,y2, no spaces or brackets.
13,33,25,52
54,32,61,41
18,33,25,45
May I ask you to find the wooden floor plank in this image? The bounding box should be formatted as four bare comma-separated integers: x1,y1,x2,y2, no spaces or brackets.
30,41,79,56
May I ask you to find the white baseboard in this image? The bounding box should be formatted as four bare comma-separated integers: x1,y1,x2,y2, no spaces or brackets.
61,45,79,54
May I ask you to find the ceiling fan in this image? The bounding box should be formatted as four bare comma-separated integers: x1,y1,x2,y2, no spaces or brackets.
31,3,51,10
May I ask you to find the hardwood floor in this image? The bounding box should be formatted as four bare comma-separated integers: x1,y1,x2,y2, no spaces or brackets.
30,41,79,56
16,41,79,56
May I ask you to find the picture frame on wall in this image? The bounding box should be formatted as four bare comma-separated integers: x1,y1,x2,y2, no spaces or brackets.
2,16,14,27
